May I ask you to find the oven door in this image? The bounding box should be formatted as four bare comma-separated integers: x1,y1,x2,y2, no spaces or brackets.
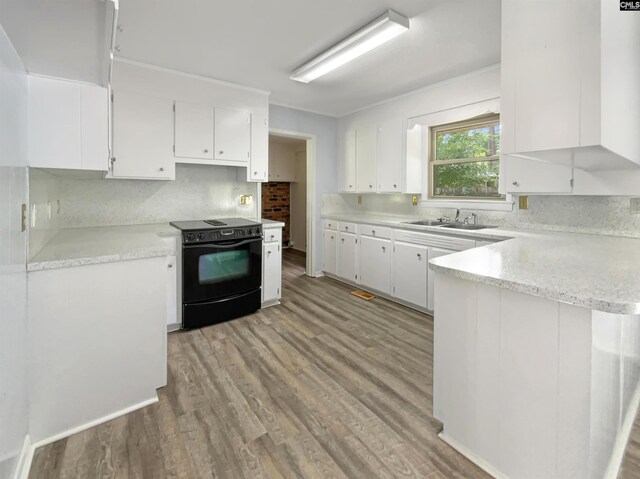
182,237,262,304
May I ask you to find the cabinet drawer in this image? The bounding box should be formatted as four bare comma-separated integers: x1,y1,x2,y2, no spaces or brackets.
323,219,338,231
338,222,357,233
393,229,476,251
358,224,391,239
263,228,282,244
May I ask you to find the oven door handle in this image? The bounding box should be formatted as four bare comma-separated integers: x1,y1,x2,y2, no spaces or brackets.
184,238,261,249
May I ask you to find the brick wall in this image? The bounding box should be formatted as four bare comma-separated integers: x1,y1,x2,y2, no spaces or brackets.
261,182,290,244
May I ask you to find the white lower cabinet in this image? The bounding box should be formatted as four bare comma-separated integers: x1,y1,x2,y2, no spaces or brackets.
323,229,338,275
393,242,428,308
359,235,391,294
338,232,357,282
262,238,282,304
427,247,456,311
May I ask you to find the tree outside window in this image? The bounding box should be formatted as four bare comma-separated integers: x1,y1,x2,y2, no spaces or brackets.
430,114,502,199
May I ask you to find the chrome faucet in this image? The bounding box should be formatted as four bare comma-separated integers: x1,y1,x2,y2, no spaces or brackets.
463,213,478,225
455,208,461,222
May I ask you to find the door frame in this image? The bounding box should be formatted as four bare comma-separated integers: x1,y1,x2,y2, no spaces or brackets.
264,127,316,277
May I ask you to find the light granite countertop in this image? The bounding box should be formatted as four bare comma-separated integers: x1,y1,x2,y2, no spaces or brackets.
28,224,179,272
261,219,285,228
322,212,640,314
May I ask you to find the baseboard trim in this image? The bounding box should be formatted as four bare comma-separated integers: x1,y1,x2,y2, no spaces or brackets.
310,271,325,278
438,432,507,479
13,435,34,479
31,396,159,449
261,299,281,308
167,322,181,333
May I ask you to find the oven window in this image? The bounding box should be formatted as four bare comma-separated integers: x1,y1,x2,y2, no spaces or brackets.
198,250,250,285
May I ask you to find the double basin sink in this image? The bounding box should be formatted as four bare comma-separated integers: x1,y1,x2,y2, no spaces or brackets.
404,220,496,230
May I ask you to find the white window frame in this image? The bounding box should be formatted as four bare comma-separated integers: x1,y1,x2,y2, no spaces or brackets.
409,98,513,212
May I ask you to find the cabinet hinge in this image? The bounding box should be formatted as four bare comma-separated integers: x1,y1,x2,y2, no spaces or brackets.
278,245,280,252
110,92,114,103
355,239,358,244
570,178,574,188
173,144,175,153
277,287,280,295
393,286,396,293
355,274,358,280
173,103,175,112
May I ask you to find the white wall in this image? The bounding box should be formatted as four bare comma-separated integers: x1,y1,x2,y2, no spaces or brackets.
291,148,307,252
0,23,29,479
269,105,337,273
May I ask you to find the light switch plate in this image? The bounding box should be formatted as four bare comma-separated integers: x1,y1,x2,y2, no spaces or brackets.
357,195,362,205
630,198,640,214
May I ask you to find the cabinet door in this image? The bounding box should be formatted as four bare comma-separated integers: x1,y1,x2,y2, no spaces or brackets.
378,120,403,193
214,108,250,162
338,232,357,282
323,229,338,275
262,242,282,302
427,248,455,311
512,0,580,153
356,124,377,193
80,83,108,171
340,130,356,192
112,90,173,179
505,156,572,193
359,236,391,294
393,242,428,308
249,114,268,181
174,101,214,160
28,75,81,169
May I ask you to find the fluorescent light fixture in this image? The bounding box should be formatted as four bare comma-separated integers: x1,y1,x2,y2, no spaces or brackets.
290,10,409,83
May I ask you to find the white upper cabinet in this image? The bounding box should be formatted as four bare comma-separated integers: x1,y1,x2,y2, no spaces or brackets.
501,0,640,170
377,119,403,193
214,108,251,163
174,101,214,160
340,130,357,192
269,155,298,182
506,157,573,194
28,75,107,171
111,90,174,180
356,124,377,193
248,114,268,182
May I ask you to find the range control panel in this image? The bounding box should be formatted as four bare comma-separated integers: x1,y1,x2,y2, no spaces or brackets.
182,226,262,244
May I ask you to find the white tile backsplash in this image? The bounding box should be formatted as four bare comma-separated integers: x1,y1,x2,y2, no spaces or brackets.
28,164,259,257
322,193,640,238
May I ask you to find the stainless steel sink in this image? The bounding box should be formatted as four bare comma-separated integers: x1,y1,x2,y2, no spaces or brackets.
404,220,447,226
440,223,496,230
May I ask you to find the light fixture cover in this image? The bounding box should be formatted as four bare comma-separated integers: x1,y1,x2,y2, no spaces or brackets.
290,10,409,83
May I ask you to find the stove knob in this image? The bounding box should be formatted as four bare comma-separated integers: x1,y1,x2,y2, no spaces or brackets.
197,232,206,240
186,233,195,241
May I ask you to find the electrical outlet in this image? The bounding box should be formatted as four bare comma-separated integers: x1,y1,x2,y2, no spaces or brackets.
518,195,529,210
412,195,419,206
357,195,362,205
630,198,640,214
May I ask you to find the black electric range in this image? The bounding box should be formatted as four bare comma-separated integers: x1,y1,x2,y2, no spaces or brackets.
170,218,263,329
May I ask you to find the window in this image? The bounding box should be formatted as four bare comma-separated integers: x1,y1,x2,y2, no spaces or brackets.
429,114,501,200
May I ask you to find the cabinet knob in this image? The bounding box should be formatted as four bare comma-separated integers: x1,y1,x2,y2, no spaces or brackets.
341,238,345,243
168,263,173,268
268,250,272,255
393,184,397,188
372,230,376,235
159,167,165,172
203,149,209,153
330,235,334,239
382,246,386,252
254,171,257,175
512,181,519,186
349,185,353,188
345,226,349,230
219,150,224,155
270,234,275,239
417,253,422,259
369,184,372,189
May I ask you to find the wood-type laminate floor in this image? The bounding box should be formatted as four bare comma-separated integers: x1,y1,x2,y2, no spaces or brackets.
29,250,640,478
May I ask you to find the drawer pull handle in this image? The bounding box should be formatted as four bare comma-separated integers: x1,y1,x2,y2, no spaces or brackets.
372,230,376,235
417,253,421,259
512,181,519,186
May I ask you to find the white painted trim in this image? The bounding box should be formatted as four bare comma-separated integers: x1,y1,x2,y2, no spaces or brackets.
167,322,181,333
605,379,640,479
113,57,271,96
268,128,317,278
12,435,34,479
269,101,338,118
339,64,501,117
176,158,248,168
419,198,514,212
311,271,325,278
31,396,158,448
438,432,508,479
261,299,281,308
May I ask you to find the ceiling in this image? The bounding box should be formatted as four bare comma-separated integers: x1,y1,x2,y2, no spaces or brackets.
119,0,500,117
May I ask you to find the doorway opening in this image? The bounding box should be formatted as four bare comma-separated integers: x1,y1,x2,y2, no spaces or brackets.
261,129,316,277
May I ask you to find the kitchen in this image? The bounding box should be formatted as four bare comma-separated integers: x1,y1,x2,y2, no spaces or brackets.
1,1,639,479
